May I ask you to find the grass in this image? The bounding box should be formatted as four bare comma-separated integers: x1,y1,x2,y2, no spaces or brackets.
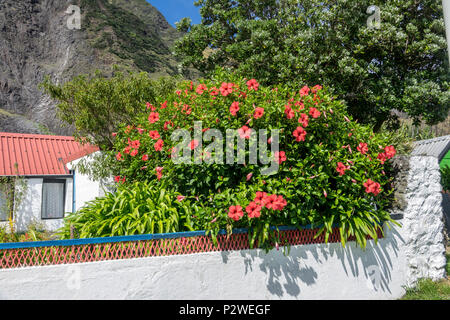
0,223,54,243
400,249,450,300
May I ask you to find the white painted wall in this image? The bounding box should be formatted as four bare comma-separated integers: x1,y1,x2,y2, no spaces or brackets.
67,152,104,212
0,178,73,233
0,155,446,300
396,156,447,286
0,153,105,233
0,224,408,300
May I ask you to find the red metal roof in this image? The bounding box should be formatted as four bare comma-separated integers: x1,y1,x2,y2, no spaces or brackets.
0,132,99,176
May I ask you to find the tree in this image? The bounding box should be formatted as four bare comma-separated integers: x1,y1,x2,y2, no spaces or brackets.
175,0,450,130
41,70,179,150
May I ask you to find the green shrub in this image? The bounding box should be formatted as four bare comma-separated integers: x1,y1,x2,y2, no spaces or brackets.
59,180,206,239
66,69,400,249
441,165,450,192
0,222,52,243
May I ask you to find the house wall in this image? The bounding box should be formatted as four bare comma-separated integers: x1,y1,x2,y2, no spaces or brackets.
0,152,105,233
0,178,73,233
67,153,104,212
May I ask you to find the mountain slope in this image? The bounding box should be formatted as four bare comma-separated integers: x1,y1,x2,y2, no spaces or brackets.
0,0,183,135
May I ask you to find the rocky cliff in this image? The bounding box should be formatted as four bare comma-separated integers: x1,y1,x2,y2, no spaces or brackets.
0,0,182,135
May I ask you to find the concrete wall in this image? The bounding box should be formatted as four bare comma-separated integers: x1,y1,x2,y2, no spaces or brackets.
0,225,408,300
0,155,446,299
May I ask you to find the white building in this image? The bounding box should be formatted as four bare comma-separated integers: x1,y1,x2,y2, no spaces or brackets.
0,132,103,233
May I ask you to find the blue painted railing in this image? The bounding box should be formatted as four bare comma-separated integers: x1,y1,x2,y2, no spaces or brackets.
0,221,386,250
0,226,299,250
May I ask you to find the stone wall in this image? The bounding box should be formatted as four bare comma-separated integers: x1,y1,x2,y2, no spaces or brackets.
396,156,447,286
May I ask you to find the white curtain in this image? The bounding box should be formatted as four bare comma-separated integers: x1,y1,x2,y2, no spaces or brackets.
42,181,65,219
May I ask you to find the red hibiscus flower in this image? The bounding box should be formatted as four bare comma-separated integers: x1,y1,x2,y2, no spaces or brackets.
209,87,219,96
357,142,369,155
228,205,244,221
274,151,287,164
154,139,164,152
220,82,234,96
299,86,310,96
116,152,122,161
309,107,321,119
130,139,140,149
160,101,168,109
294,101,305,110
130,149,138,157
272,195,287,211
182,104,192,115
190,139,199,150
363,179,381,196
114,176,126,184
254,191,268,204
336,162,350,176
137,128,145,134
293,126,307,142
155,166,163,181
238,126,252,139
125,125,133,134
262,194,278,209
377,152,387,164
142,154,149,161
163,121,173,131
263,194,286,211
149,130,160,140
230,101,240,116
196,84,208,95
148,112,159,124
384,145,396,159
246,201,262,218
253,107,264,119
246,79,259,91
284,105,295,119
311,85,322,93
298,113,309,127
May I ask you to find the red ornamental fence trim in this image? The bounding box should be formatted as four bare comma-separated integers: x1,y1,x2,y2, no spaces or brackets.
0,226,384,270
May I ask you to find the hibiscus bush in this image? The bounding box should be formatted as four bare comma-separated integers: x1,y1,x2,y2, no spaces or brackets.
69,68,400,249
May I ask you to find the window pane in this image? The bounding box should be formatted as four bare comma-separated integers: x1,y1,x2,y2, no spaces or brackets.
0,190,7,221
42,181,65,219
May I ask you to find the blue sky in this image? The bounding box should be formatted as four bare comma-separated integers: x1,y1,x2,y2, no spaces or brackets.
147,0,202,27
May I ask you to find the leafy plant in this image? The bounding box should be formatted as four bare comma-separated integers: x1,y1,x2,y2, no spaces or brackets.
441,165,450,192
74,68,401,249
175,0,449,130
0,222,52,244
58,180,207,239
40,70,179,150
0,169,29,233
